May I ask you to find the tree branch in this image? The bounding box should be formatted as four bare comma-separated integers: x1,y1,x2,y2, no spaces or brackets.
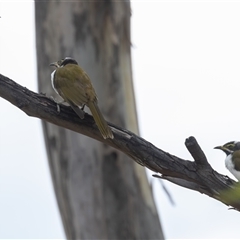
1,73,239,210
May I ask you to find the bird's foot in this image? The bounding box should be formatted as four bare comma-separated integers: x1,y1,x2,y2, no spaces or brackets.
81,104,86,111
50,96,65,113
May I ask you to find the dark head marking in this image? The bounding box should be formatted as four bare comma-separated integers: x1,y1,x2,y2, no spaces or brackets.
223,141,239,152
59,57,78,67
214,141,240,156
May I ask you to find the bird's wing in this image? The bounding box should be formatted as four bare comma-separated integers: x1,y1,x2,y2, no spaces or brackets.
54,65,98,106
74,70,98,103
54,76,89,106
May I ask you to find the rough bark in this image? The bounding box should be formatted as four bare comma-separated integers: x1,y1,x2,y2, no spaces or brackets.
34,1,164,239
0,73,239,211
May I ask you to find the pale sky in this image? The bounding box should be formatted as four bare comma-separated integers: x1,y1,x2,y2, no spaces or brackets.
1,1,240,239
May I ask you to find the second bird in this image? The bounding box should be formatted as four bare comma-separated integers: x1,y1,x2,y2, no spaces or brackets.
50,57,114,139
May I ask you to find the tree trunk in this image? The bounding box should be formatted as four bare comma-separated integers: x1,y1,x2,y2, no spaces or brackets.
35,1,164,239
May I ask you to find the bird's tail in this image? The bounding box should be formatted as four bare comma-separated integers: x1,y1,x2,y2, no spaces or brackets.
88,101,114,139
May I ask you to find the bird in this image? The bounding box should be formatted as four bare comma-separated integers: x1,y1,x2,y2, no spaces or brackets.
214,141,240,180
50,57,114,139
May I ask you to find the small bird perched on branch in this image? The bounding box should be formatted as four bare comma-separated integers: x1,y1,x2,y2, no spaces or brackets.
214,141,240,180
50,57,114,139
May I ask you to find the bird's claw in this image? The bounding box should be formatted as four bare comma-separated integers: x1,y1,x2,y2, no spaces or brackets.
50,96,64,113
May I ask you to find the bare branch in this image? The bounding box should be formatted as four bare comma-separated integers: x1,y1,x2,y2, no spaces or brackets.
1,73,239,210
185,136,210,166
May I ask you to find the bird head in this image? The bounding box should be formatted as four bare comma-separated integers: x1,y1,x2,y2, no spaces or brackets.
214,141,240,155
50,57,78,68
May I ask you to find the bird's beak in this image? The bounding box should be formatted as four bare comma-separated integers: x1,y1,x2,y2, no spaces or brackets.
214,145,230,155
214,145,223,150
49,62,59,68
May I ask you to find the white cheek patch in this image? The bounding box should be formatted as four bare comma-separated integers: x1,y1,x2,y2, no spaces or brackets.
51,70,55,88
51,70,59,94
225,154,240,180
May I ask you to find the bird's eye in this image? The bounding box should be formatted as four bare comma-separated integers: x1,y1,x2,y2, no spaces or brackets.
57,59,64,66
225,143,235,150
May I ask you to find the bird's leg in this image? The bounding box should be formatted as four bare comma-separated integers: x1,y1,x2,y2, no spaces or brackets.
81,104,86,111
50,96,65,113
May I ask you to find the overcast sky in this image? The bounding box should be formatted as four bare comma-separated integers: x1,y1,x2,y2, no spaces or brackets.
1,1,240,239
